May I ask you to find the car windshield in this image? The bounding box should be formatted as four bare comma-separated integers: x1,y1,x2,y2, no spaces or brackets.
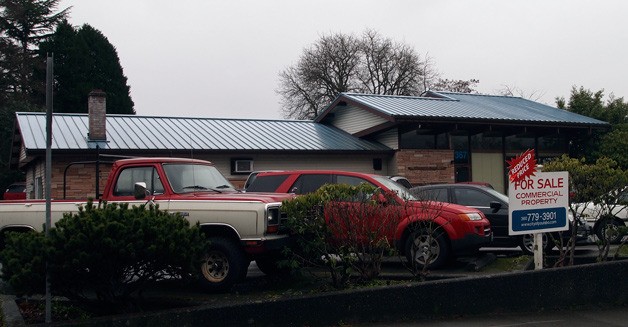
371,175,417,201
163,163,236,194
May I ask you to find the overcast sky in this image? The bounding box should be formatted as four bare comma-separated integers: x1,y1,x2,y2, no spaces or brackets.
57,0,627,120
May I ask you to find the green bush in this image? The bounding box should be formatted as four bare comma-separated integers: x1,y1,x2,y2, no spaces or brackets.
543,155,628,263
0,231,48,296
1,200,209,306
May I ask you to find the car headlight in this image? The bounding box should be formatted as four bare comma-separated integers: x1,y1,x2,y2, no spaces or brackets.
267,207,279,225
459,212,483,221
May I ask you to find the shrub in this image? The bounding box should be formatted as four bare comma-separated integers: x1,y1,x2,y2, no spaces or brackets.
0,231,48,296
543,155,628,263
1,200,209,307
281,183,401,288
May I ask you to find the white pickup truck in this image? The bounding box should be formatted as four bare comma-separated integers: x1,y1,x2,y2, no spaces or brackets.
577,188,628,243
0,157,294,291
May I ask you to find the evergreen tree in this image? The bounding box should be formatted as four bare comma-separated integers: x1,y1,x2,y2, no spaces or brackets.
0,0,69,98
36,22,135,114
556,87,628,169
0,36,20,99
0,0,69,191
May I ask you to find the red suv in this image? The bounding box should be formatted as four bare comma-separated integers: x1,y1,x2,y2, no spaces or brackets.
246,170,492,269
2,182,26,200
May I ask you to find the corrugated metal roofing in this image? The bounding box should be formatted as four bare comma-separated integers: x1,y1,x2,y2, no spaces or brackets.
336,92,609,127
15,113,392,152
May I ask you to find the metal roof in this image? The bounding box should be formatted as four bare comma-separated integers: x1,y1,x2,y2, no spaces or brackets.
15,113,391,152
329,92,609,127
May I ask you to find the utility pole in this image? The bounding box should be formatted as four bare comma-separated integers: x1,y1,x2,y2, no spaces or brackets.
45,54,54,324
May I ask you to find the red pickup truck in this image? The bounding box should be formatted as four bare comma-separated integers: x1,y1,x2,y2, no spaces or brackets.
0,157,294,291
246,170,492,269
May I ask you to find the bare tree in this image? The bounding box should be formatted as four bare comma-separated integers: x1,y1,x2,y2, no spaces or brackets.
357,29,426,96
498,84,545,101
278,32,361,120
420,53,440,92
431,78,480,94
278,30,436,120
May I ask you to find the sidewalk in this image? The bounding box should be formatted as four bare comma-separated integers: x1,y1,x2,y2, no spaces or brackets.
363,305,628,327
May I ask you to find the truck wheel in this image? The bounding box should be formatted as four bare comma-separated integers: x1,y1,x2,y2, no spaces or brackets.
595,217,625,244
405,230,449,270
200,237,248,292
520,233,551,255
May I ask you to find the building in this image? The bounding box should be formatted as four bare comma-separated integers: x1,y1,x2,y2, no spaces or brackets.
317,91,609,192
10,91,608,199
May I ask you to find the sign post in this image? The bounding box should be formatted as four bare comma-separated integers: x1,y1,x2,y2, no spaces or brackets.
507,150,569,270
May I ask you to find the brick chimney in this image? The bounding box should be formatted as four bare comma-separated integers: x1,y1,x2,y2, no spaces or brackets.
88,90,107,140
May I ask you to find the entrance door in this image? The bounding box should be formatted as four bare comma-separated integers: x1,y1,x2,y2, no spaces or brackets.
455,166,470,182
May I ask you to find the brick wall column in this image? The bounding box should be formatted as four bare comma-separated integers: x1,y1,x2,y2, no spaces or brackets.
88,90,107,140
395,149,455,186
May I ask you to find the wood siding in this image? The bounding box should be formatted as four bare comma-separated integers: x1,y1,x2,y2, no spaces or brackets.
374,129,399,149
329,105,388,135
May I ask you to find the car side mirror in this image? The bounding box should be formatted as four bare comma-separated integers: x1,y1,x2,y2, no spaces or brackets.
489,201,502,213
134,182,148,199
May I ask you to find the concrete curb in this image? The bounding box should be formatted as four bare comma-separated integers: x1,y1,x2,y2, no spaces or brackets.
39,259,628,327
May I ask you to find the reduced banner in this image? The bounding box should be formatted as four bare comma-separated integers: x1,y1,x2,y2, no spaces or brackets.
508,171,570,235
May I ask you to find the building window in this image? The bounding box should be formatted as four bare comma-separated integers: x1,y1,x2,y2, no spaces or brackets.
373,158,383,171
538,134,567,154
35,177,43,199
471,132,503,151
504,133,536,178
231,158,253,175
400,129,448,149
537,133,568,164
505,134,535,159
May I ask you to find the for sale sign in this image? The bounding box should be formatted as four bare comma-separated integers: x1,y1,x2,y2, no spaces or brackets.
508,171,569,235
507,149,568,235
